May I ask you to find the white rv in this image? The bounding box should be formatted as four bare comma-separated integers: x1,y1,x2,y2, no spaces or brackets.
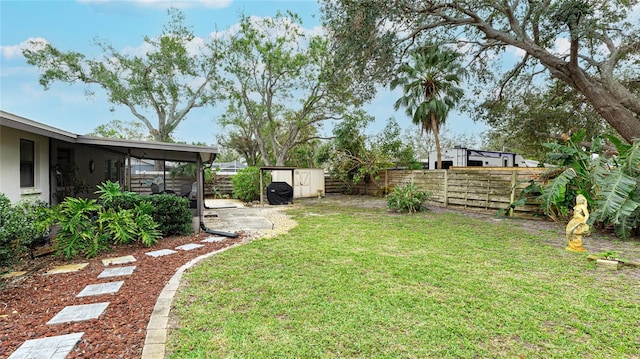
426,146,531,169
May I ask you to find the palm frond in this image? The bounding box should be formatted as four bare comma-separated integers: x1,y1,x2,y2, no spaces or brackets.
592,166,639,225
538,168,576,215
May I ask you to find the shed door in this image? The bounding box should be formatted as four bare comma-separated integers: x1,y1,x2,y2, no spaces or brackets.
295,170,310,198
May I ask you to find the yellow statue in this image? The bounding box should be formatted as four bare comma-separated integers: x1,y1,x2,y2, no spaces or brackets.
566,194,590,252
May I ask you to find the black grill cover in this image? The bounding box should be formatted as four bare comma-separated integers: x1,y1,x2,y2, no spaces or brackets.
267,182,293,205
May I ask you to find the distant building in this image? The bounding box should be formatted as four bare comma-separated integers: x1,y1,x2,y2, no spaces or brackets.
213,160,247,174
424,146,536,169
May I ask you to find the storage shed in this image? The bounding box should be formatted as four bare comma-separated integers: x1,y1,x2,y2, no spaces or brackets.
259,167,325,204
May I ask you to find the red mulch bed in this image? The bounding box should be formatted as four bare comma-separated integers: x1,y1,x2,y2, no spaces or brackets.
0,232,244,358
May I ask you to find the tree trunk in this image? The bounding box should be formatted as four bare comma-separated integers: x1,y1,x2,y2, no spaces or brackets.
431,113,442,170
567,69,640,143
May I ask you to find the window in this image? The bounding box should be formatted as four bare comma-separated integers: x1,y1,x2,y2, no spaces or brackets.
20,139,35,188
104,159,122,182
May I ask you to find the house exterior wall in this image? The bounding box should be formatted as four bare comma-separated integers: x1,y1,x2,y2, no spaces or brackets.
0,126,50,204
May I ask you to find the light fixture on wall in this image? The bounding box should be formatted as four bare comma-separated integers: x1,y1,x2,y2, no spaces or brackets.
89,160,95,173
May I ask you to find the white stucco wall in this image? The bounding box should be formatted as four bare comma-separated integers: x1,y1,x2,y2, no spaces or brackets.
0,126,50,204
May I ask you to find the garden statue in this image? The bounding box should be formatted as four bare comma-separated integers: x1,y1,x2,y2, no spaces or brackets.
566,194,590,252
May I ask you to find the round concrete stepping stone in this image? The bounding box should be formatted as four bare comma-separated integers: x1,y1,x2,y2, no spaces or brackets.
8,332,84,359
44,263,89,275
102,255,136,266
77,281,124,297
97,266,136,278
47,302,109,325
145,249,177,257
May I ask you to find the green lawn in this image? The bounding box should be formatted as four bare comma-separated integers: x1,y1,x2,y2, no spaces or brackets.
166,200,640,358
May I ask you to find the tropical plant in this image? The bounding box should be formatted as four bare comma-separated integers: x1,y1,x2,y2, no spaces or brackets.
232,167,270,203
391,46,467,169
96,180,137,208
53,197,103,259
386,183,430,213
590,139,640,238
536,130,640,238
133,201,162,246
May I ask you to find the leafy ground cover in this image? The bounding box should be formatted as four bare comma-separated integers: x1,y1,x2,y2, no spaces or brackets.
167,197,640,358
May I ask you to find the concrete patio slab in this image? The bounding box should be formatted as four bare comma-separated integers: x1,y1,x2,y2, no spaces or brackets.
47,302,109,325
202,207,273,233
97,266,136,278
8,332,84,359
175,243,204,251
101,255,136,266
145,249,177,257
44,263,89,275
76,281,124,297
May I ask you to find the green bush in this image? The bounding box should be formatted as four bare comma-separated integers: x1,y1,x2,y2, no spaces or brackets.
386,183,430,213
0,194,49,267
232,167,270,203
97,180,188,238
51,181,169,259
52,197,105,259
147,194,192,236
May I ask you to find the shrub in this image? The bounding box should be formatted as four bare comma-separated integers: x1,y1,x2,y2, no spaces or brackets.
0,194,49,266
386,183,430,213
52,197,105,259
51,181,169,259
147,194,192,236
232,167,270,203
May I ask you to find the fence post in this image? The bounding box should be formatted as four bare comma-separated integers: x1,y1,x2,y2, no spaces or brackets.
509,171,517,217
443,170,449,207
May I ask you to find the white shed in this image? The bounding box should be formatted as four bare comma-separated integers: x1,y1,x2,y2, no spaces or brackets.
270,168,325,198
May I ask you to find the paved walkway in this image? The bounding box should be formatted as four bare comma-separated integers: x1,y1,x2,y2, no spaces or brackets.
7,199,276,359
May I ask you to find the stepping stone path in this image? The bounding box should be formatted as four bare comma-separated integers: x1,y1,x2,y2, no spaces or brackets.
47,302,110,325
98,265,136,278
45,263,89,275
176,243,204,251
201,235,226,243
77,281,124,297
102,255,136,266
8,332,84,359
145,249,177,257
9,237,228,358
1,271,27,279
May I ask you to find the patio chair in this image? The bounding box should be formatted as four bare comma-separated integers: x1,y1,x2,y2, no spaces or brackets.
150,183,161,195
179,183,192,198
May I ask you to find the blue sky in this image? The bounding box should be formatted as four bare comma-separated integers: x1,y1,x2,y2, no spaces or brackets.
0,0,487,146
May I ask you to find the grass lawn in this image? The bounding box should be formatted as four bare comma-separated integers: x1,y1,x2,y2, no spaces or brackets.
166,199,640,358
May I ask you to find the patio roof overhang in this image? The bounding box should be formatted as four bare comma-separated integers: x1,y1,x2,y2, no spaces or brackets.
77,136,218,164
1,110,218,163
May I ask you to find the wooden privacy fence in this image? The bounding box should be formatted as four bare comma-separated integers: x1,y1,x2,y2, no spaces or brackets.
130,174,234,197
132,168,547,216
381,167,547,217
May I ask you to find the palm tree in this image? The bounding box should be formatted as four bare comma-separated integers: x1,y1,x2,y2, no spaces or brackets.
391,46,467,169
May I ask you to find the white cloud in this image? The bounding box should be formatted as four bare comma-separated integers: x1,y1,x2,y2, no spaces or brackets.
1,37,48,60
76,0,233,9
553,37,570,57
